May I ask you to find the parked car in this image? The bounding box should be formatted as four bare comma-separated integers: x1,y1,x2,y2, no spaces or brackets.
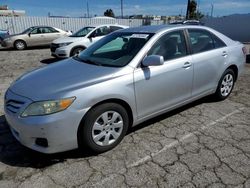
51,24,128,58
1,26,71,50
0,29,9,45
5,25,246,154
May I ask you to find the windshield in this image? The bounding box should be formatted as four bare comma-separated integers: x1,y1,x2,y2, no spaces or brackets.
77,32,153,67
70,27,95,37
21,27,35,34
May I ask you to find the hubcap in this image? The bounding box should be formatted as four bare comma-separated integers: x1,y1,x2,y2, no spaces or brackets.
92,111,123,146
220,74,233,97
16,42,25,49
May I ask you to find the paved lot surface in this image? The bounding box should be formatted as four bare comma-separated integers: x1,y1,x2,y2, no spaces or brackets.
0,48,250,188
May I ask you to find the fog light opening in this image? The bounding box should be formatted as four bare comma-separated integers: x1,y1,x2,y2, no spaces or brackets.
35,138,48,147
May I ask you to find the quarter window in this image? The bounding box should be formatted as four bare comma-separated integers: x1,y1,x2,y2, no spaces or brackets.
148,30,187,61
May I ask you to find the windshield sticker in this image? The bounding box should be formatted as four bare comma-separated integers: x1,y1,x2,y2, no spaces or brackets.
131,34,149,39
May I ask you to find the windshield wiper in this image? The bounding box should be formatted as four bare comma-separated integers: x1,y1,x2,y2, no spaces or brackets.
73,56,102,66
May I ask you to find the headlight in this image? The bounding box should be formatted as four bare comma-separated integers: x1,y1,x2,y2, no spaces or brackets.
58,42,72,47
21,97,75,117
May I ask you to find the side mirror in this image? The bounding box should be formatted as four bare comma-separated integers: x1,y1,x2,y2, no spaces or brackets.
28,33,31,37
142,55,164,67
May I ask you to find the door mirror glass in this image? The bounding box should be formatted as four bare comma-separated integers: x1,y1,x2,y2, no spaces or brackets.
142,55,164,67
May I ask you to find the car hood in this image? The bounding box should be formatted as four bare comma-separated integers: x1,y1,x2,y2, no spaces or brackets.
10,58,122,101
4,33,25,40
53,36,86,44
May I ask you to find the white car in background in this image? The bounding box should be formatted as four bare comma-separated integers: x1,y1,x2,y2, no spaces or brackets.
51,24,128,58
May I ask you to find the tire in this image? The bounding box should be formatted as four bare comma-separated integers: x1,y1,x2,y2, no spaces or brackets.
79,103,129,153
14,40,26,50
71,47,84,57
214,69,235,100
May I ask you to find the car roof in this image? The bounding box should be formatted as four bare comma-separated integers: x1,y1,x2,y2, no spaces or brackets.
119,24,210,34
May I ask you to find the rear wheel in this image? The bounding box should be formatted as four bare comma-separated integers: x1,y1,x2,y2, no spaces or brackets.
14,40,26,50
79,103,129,153
214,69,235,100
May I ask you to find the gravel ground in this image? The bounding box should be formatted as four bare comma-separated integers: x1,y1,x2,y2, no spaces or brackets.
0,48,250,188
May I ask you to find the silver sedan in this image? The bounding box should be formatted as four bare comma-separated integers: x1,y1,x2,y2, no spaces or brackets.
4,25,246,153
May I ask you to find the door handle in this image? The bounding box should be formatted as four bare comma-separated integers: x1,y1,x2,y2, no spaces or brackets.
183,62,192,68
222,51,228,57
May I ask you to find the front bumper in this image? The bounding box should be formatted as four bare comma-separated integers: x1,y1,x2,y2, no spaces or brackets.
51,44,70,58
1,40,13,48
4,90,87,154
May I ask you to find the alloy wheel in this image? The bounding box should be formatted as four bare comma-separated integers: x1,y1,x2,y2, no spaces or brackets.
91,111,123,146
220,73,234,97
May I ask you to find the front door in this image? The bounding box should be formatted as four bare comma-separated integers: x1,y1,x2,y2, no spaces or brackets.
134,30,193,118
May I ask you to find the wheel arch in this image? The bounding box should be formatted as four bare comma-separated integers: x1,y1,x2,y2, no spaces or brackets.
77,98,134,147
227,64,238,81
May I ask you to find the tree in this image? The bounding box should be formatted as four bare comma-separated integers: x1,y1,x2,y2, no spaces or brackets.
104,9,115,18
186,0,204,20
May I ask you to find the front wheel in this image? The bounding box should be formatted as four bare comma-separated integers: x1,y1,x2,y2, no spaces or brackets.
14,40,26,50
214,69,235,100
71,47,84,57
78,103,129,153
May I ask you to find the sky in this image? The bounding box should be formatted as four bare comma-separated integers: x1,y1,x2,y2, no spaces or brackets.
1,0,250,17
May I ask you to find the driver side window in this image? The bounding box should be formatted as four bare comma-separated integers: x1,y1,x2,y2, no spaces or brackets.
148,30,187,61
92,26,110,37
30,28,42,34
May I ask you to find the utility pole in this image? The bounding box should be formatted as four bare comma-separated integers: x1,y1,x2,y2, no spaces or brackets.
211,3,214,17
121,0,123,18
186,0,190,19
87,0,89,18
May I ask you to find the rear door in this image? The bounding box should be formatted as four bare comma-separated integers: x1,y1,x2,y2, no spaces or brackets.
40,27,61,45
187,29,228,97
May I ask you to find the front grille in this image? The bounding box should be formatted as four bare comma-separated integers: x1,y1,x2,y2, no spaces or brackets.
6,99,25,114
51,43,59,52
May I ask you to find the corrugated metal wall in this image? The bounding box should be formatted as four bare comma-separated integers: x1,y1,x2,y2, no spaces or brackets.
0,16,163,34
202,14,250,42
1,16,249,42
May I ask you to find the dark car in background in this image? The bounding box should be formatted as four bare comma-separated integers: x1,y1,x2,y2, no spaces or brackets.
0,29,9,45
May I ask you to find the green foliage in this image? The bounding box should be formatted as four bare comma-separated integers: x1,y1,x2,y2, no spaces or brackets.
104,9,115,18
187,0,204,20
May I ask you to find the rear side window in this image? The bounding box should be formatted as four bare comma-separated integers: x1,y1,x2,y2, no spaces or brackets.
48,27,59,33
188,29,226,54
